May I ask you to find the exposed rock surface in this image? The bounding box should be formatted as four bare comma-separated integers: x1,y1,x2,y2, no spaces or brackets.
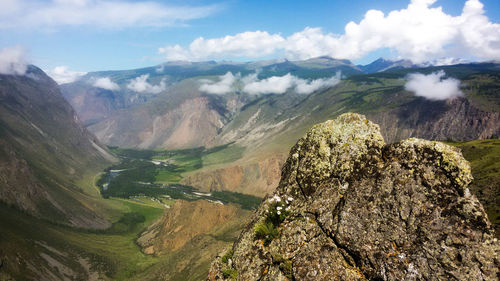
89,96,229,149
138,200,250,255
182,155,285,196
369,97,500,143
208,113,499,281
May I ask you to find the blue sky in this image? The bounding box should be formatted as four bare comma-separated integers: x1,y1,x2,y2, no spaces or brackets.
0,0,499,74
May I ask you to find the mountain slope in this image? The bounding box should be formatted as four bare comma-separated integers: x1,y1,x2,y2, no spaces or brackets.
86,78,241,149
61,57,362,127
60,61,500,207
131,200,251,281
0,66,115,228
181,65,500,197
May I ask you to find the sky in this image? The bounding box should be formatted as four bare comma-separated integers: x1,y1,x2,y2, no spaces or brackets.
0,0,499,77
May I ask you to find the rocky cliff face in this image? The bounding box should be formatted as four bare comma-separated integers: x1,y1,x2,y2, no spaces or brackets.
208,113,499,281
60,83,126,126
90,96,228,149
369,97,500,143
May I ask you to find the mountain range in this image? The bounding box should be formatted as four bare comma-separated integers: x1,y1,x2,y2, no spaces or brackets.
59,58,500,198
0,57,498,280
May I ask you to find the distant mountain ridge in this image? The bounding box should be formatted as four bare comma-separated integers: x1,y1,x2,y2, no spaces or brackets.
61,56,363,126
60,56,486,127
64,61,500,149
358,57,417,73
60,60,500,201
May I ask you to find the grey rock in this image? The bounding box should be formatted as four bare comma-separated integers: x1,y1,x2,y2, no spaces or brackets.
208,113,499,281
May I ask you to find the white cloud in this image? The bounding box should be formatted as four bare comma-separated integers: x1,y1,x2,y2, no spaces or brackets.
160,31,285,61
93,77,119,90
243,74,295,95
0,0,218,29
404,70,463,100
0,46,28,75
199,71,341,95
46,66,86,84
127,74,166,94
159,0,500,63
199,72,238,95
294,73,342,94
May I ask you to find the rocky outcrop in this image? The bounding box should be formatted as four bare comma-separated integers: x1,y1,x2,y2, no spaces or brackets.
208,113,499,281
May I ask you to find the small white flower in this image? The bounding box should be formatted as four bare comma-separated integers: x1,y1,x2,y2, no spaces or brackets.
464,188,471,198
277,206,282,211
287,196,294,202
275,196,281,202
277,211,281,215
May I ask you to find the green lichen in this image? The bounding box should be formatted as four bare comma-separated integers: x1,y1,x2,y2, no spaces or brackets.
396,138,473,192
290,113,385,196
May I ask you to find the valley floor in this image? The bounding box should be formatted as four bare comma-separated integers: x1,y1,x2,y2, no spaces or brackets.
0,145,259,281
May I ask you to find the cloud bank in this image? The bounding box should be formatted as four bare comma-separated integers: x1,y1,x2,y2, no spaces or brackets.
405,70,463,100
0,0,218,29
93,77,119,90
160,0,500,63
0,46,28,75
199,72,341,95
199,72,238,95
127,74,166,94
46,66,87,84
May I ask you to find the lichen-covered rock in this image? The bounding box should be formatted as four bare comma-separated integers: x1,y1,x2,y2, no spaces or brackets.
207,113,499,281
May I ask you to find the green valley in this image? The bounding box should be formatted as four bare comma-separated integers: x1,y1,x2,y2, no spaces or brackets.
98,145,261,210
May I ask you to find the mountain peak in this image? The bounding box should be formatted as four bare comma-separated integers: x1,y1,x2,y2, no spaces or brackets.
359,57,416,73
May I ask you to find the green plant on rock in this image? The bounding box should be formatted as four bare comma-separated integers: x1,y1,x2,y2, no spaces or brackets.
254,221,279,245
221,249,234,264
271,252,294,280
279,259,293,280
254,194,294,245
222,268,238,280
